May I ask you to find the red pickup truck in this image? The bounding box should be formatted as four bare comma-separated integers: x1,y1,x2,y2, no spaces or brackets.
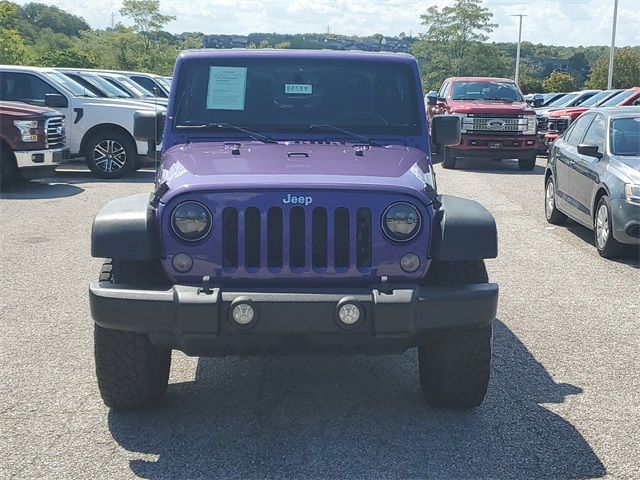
427,77,538,170
0,101,68,187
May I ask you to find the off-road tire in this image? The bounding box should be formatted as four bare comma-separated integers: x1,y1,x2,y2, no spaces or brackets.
0,144,24,188
518,152,537,171
442,146,457,169
94,260,171,410
594,195,625,259
418,260,492,409
84,130,136,179
545,175,567,225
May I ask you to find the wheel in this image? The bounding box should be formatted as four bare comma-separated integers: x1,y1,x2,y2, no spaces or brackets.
442,146,457,169
0,145,24,188
518,153,537,171
94,260,171,410
418,260,492,409
545,175,567,225
84,130,136,179
594,196,625,258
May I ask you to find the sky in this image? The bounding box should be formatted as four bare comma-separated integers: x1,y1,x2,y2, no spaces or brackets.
14,0,640,47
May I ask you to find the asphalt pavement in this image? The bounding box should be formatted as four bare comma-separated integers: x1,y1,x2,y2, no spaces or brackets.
0,157,638,479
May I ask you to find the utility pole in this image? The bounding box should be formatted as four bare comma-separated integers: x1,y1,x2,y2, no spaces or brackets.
511,14,526,85
607,0,619,89
111,12,115,28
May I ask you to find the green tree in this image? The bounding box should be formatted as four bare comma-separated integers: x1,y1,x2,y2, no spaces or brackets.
542,71,576,92
37,48,97,68
0,1,28,64
413,0,496,80
585,47,640,89
519,75,544,94
120,0,175,53
18,2,89,37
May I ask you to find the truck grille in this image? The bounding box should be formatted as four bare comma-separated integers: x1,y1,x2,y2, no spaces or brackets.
462,115,530,135
537,115,549,132
547,117,570,133
45,116,65,148
221,206,372,270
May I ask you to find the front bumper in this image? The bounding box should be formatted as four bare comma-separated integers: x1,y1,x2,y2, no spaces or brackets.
90,282,499,356
452,134,538,158
14,147,69,168
611,198,640,245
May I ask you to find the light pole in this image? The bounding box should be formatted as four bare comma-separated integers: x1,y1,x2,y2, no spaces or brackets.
607,0,619,89
511,14,527,85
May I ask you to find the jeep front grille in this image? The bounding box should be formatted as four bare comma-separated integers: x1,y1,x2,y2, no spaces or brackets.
45,116,65,148
221,206,372,271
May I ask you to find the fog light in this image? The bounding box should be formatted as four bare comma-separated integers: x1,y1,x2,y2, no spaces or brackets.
172,253,193,272
400,253,420,272
232,303,255,325
338,303,361,325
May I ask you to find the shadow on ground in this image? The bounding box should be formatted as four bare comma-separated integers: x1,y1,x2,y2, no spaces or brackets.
108,321,605,479
451,157,545,175
565,219,640,268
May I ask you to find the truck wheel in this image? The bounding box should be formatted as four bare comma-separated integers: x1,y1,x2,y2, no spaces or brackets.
594,196,625,259
442,147,457,169
518,153,537,171
418,260,492,409
84,130,136,179
545,176,567,225
0,145,24,188
94,260,171,410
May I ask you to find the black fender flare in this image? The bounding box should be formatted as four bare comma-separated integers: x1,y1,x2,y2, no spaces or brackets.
91,193,160,260
430,195,498,261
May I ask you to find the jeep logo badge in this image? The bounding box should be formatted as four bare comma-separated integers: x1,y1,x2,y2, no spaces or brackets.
283,194,313,206
487,120,505,130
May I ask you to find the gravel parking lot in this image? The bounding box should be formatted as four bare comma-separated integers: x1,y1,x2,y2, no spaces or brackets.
1,156,638,479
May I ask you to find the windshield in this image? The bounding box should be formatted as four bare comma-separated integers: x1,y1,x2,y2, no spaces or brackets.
547,92,579,107
611,117,640,156
45,71,97,97
174,58,421,136
450,81,523,102
579,90,616,107
117,76,154,97
86,74,131,98
601,89,636,107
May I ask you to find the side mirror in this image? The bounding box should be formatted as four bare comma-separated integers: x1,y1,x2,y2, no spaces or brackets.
426,90,438,106
577,144,602,159
44,93,68,109
134,110,165,144
533,94,544,108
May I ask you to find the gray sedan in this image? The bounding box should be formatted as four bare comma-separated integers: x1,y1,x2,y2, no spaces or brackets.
544,107,640,257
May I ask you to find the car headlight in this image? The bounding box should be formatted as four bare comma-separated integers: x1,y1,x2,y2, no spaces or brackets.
171,201,212,241
625,184,640,204
520,115,537,135
382,202,421,241
13,120,39,142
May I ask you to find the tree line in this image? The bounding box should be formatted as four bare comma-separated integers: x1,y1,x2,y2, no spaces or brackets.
1,0,638,92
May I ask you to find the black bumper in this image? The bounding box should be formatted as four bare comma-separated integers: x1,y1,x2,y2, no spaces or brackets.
90,282,498,356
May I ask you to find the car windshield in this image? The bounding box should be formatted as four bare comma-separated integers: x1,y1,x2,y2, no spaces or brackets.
600,89,636,107
45,71,97,97
86,74,131,98
117,76,154,97
174,58,421,136
580,90,615,107
611,117,640,156
547,92,579,107
450,81,523,102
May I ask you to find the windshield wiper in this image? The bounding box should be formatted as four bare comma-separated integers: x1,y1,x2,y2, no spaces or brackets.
176,122,277,144
305,124,379,146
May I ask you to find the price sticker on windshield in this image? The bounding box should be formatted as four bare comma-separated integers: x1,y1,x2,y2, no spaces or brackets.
285,84,313,95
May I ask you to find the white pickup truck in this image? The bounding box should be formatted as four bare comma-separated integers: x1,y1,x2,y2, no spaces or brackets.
0,65,164,178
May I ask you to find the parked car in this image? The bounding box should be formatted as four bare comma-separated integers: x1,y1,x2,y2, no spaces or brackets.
0,100,68,186
427,76,538,170
598,87,640,108
57,70,137,100
541,92,568,107
542,89,624,147
93,71,168,106
0,65,165,178
544,107,640,257
89,49,499,411
83,69,171,98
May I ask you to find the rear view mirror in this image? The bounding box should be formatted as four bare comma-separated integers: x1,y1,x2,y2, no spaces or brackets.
533,94,544,108
426,91,438,106
44,93,68,109
577,144,603,159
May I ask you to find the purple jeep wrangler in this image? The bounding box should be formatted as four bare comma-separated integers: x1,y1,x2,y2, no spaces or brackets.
90,50,498,410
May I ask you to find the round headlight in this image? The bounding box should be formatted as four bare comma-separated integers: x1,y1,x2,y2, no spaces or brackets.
382,202,421,242
171,201,212,242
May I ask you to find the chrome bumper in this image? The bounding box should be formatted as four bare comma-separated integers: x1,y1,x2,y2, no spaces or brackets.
14,148,69,168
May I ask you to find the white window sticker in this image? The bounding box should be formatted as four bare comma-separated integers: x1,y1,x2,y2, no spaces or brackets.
206,66,247,110
285,84,313,95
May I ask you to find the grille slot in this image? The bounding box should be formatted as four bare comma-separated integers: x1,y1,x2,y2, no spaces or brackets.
222,208,238,268
312,207,328,268
267,207,283,268
289,207,305,268
244,207,261,268
356,208,372,268
45,116,65,148
334,207,350,268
